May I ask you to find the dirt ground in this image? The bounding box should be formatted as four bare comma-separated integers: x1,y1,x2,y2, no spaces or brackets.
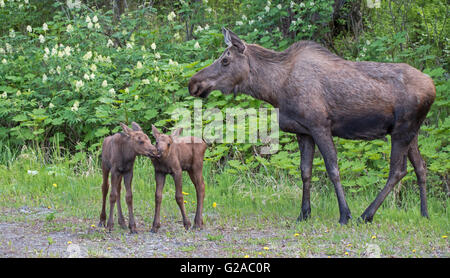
0,206,298,258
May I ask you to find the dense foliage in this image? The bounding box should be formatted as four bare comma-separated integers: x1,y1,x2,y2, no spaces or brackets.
0,0,448,196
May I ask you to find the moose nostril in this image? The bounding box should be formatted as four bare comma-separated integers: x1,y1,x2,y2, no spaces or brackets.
189,81,198,96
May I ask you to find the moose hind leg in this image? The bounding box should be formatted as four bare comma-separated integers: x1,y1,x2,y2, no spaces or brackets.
361,139,409,222
296,134,315,222
408,136,429,218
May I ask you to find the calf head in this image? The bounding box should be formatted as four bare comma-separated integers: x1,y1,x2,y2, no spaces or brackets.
151,125,183,159
120,122,158,157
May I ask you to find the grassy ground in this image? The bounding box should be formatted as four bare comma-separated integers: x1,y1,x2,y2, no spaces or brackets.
0,149,448,258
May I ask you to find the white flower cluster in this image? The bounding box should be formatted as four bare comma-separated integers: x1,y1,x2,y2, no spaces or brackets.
66,0,81,9
71,100,80,112
167,11,176,21
86,15,101,29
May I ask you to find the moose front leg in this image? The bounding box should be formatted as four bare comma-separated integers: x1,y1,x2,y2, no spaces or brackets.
297,134,315,222
312,129,352,224
173,171,191,230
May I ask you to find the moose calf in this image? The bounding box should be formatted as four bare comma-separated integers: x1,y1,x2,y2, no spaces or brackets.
98,122,158,233
149,125,207,232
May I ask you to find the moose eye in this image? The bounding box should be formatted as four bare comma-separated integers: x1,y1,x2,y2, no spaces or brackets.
222,57,230,66
139,140,144,145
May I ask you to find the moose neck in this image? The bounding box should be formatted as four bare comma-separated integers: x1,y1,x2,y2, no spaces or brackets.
240,44,290,108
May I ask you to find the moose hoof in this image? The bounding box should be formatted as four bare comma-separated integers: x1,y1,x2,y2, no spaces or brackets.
339,213,352,225
98,220,106,228
359,213,373,223
297,211,311,222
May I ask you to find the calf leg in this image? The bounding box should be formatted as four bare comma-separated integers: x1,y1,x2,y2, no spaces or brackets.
116,179,127,229
408,135,429,218
297,134,315,221
188,169,205,230
151,172,166,233
107,171,122,231
99,164,110,227
123,171,137,233
312,130,352,224
173,171,191,230
361,139,410,222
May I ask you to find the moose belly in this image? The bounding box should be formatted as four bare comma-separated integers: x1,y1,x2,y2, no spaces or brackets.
331,113,394,140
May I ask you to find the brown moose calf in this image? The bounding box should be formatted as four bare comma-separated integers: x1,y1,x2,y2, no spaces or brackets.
150,125,207,233
98,122,158,233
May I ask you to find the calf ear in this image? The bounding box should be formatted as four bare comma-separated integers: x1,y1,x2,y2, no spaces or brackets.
120,123,133,136
171,127,183,137
151,125,161,138
131,122,142,131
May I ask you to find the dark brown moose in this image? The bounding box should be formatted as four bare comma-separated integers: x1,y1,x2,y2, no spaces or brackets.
149,125,207,232
98,122,158,233
188,28,436,224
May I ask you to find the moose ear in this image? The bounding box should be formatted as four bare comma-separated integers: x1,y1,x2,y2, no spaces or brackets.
222,27,232,47
131,122,142,131
151,125,161,138
227,29,245,53
171,127,183,137
120,123,133,135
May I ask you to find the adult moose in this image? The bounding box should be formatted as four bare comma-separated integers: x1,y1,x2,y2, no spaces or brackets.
188,28,435,224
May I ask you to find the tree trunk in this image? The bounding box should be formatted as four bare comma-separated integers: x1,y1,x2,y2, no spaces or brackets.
113,0,127,23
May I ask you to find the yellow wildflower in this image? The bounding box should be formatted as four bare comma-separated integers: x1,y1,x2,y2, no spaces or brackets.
212,202,217,208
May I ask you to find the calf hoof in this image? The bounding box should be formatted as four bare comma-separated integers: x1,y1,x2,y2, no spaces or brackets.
183,221,192,231
192,224,204,230
119,222,127,230
98,220,106,228
150,224,160,233
129,228,138,234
